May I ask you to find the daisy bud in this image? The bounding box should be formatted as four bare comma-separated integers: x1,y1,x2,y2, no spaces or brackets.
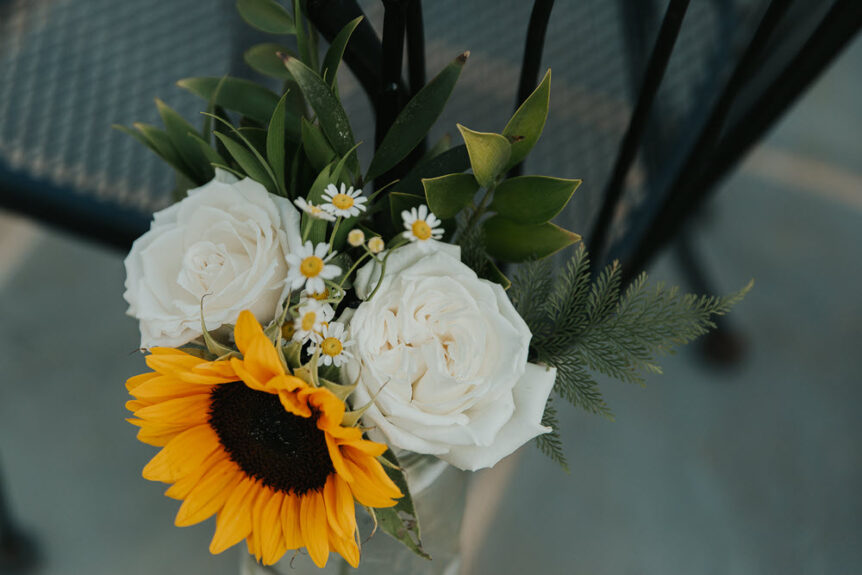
367,236,385,254
347,229,365,247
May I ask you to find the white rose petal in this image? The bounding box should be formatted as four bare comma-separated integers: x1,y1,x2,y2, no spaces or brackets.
123,176,300,349
345,242,556,470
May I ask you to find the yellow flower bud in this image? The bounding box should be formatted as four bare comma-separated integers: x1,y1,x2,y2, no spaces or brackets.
368,236,385,254
347,228,365,247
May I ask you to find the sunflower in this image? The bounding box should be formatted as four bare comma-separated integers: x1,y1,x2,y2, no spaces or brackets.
126,311,402,567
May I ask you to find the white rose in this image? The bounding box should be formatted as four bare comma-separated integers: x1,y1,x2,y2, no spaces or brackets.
124,172,301,348
345,241,557,471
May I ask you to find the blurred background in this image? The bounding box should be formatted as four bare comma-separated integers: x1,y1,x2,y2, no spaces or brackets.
0,0,860,573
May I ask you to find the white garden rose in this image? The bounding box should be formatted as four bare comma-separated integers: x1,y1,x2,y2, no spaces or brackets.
124,172,301,348
345,241,557,471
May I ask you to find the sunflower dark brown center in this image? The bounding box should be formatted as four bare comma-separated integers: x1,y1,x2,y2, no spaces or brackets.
209,382,334,495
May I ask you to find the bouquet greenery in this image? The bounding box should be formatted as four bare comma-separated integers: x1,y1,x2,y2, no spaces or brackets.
118,0,749,569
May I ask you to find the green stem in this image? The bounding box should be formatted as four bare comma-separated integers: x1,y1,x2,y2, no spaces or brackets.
337,252,372,289
328,217,342,254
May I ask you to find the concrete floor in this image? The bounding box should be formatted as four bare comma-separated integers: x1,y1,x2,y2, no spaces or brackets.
1,27,860,575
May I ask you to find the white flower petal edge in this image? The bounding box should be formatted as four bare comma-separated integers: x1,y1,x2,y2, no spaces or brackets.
439,363,556,471
124,172,300,349
346,241,556,470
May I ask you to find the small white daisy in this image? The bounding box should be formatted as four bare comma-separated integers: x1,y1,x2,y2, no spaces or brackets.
347,228,365,247
285,241,342,294
367,236,385,254
294,197,336,221
321,183,368,218
292,299,334,343
308,322,354,367
402,204,444,242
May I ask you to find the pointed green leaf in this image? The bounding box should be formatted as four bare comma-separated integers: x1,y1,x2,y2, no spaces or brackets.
301,117,336,172
177,77,280,125
186,132,228,166
490,176,581,225
376,451,430,560
457,124,511,188
121,123,191,177
267,92,289,194
485,258,511,289
244,43,296,79
503,69,551,170
483,215,581,262
321,16,363,87
390,144,470,197
366,52,469,183
214,132,276,191
282,55,359,175
236,0,295,35
155,99,212,183
422,173,478,219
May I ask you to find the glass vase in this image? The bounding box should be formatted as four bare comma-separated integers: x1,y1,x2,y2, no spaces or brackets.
240,453,469,575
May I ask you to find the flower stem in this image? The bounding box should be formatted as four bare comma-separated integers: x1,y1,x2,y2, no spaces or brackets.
328,217,342,254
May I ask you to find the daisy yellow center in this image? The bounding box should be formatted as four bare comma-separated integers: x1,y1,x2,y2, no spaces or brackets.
310,288,330,301
281,323,296,340
209,382,334,494
310,205,324,215
301,312,317,332
332,193,355,210
300,255,324,278
411,220,432,240
321,337,343,357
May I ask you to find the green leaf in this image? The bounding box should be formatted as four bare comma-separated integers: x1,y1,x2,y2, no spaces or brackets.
422,173,478,219
457,124,511,188
118,123,190,177
366,52,469,183
236,0,295,34
186,132,228,166
214,132,276,191
490,176,581,225
303,163,339,244
282,55,359,175
376,451,430,560
321,16,363,87
267,92,289,195
483,216,581,262
503,69,551,170
301,118,336,172
177,77,280,125
389,192,426,229
390,144,470,197
155,99,212,183
484,258,511,290
244,43,295,79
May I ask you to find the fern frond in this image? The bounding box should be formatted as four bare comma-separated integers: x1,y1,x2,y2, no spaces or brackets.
535,400,569,471
510,259,554,339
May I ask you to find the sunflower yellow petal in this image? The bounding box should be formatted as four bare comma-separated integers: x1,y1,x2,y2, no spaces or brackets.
210,477,256,554
233,310,264,356
301,491,330,568
322,474,345,538
250,485,273,562
165,450,226,500
126,372,160,391
129,376,215,401
325,435,353,483
329,530,360,568
279,390,312,418
133,394,212,426
281,492,303,550
343,451,402,508
260,490,287,566
142,424,220,483
175,460,242,526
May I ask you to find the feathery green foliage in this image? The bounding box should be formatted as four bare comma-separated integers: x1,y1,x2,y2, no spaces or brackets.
535,400,568,472
512,244,752,467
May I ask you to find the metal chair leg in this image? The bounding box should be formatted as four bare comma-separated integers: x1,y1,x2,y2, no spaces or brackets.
674,227,746,367
0,460,38,574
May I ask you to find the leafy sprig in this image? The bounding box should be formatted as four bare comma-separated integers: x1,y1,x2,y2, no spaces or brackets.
512,244,752,466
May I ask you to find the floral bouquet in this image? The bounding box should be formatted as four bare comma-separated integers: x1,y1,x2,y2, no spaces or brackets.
118,0,750,570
